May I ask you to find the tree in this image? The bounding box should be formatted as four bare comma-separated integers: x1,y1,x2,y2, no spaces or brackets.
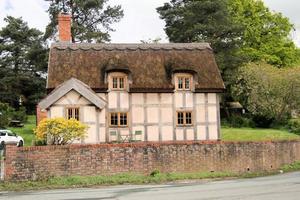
0,16,48,113
35,118,88,145
231,63,300,123
157,0,245,97
229,0,299,67
44,0,124,42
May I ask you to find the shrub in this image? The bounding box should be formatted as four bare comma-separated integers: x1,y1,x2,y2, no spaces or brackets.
11,106,27,122
288,118,300,134
223,115,254,128
150,170,160,177
0,102,14,128
34,118,88,145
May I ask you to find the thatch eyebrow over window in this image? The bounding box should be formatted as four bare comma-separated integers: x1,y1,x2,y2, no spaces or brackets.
174,73,193,91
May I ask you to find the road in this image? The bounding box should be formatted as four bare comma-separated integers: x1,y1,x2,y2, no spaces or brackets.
1,172,300,200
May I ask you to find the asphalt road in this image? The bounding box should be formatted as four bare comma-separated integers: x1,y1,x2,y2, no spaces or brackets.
1,172,300,200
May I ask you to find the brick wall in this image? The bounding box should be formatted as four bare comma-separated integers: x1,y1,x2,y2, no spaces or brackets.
4,140,300,181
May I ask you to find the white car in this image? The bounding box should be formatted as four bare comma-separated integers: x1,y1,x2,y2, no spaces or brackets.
0,129,24,148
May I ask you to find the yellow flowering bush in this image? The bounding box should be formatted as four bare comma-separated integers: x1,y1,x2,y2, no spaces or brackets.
34,117,88,145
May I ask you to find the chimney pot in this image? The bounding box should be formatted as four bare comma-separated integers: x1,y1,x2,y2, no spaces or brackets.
58,13,72,42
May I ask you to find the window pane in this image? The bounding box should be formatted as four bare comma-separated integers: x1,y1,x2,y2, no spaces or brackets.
178,78,183,89
74,108,79,120
110,113,118,126
68,108,72,119
185,78,190,89
177,112,184,125
186,112,192,125
113,77,118,88
119,77,124,89
120,113,127,126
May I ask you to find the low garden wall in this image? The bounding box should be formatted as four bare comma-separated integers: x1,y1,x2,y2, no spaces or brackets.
4,140,300,181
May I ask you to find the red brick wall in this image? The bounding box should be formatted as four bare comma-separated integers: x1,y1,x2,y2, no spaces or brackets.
4,140,300,181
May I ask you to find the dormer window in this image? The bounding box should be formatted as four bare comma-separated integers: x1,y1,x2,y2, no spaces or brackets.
108,72,127,90
175,74,193,91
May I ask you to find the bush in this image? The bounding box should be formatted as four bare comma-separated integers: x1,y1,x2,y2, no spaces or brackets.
11,106,27,122
34,118,88,145
252,115,274,128
288,118,300,134
223,115,254,128
150,170,160,177
0,102,14,128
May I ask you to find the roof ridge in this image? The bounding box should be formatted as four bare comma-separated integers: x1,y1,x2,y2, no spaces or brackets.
51,42,212,51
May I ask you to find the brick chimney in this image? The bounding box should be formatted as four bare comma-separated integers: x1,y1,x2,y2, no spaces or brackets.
58,13,71,42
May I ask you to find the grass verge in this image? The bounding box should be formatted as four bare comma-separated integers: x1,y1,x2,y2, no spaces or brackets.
222,127,300,142
1,161,300,191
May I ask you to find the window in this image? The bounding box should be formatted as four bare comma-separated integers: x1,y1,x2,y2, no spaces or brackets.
111,76,126,90
67,107,79,120
177,111,193,126
176,76,192,90
110,112,128,127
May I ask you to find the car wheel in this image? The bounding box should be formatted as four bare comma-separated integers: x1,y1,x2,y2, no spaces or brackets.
18,140,23,147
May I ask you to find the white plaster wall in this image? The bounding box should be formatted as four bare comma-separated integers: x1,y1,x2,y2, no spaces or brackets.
176,129,184,141
146,93,159,104
147,107,159,123
147,126,159,141
99,108,106,124
185,92,194,108
161,107,172,123
85,125,97,143
208,93,217,104
196,105,206,123
186,129,194,140
161,126,173,141
99,127,106,142
83,106,96,122
108,92,117,109
208,106,217,123
120,92,129,109
175,93,183,108
161,93,172,104
196,93,205,104
197,126,206,140
50,106,64,118
132,107,144,123
209,125,218,140
131,93,143,105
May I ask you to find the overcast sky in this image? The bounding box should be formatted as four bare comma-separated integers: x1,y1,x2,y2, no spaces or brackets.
0,0,299,46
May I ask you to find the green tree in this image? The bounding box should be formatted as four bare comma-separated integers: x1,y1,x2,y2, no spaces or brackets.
157,0,245,97
229,0,299,67
232,63,300,123
0,16,48,113
44,0,124,42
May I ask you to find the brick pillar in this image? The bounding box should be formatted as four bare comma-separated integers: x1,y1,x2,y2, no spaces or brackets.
36,106,47,125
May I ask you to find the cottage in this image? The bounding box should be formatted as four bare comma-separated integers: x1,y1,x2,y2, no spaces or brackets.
38,14,225,143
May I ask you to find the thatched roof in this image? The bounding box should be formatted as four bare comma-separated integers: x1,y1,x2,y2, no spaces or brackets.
47,43,225,92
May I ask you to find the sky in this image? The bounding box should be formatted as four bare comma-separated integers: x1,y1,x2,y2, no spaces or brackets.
0,0,299,46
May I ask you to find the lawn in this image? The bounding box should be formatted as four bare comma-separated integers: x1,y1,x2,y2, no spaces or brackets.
9,115,36,146
222,127,300,141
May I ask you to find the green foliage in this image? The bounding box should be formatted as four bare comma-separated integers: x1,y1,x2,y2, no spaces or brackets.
222,115,254,128
0,102,14,128
150,169,160,177
288,119,300,135
44,0,124,42
34,117,88,145
229,0,299,67
232,63,300,123
10,107,27,123
0,16,47,113
280,161,300,172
